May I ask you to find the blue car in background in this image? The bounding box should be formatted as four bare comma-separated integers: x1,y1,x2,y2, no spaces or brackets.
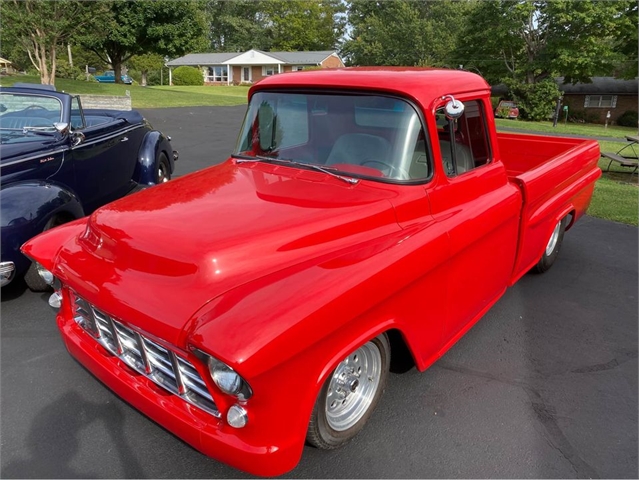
0,85,178,290
95,70,133,84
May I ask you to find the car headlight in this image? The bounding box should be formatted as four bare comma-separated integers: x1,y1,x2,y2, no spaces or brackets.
35,263,63,309
192,349,252,399
36,262,60,288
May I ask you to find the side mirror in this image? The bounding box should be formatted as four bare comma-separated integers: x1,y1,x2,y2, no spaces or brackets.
442,95,464,119
54,122,69,135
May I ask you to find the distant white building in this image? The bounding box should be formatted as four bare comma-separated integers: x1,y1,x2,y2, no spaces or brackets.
166,49,344,85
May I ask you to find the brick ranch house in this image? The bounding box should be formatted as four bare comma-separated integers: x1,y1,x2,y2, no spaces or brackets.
493,76,638,124
165,49,344,85
557,77,638,124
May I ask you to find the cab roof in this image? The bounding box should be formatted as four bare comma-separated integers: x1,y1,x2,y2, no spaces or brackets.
250,67,491,105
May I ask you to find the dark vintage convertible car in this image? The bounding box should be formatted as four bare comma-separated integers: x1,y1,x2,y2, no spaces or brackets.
0,84,178,290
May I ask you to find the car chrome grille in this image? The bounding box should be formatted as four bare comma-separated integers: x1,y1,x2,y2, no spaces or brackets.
71,292,219,417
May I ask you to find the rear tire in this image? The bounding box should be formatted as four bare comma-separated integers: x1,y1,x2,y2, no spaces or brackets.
24,216,66,291
306,333,390,449
533,216,567,273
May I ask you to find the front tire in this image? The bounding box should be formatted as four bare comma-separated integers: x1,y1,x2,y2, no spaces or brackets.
24,216,66,291
306,333,390,449
533,216,567,273
157,152,171,183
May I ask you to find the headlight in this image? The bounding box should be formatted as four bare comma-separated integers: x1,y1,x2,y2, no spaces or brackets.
192,349,252,399
208,357,243,394
36,263,55,285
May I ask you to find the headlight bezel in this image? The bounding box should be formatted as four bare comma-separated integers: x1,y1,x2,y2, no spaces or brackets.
191,348,253,400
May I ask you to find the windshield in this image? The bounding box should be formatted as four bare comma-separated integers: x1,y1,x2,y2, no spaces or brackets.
235,92,430,182
0,92,62,144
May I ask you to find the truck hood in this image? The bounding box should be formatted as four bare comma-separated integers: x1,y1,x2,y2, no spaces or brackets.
60,160,401,347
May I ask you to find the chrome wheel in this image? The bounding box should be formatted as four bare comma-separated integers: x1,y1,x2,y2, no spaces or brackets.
325,341,382,432
545,220,561,256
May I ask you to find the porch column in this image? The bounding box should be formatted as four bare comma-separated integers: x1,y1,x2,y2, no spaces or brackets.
168,67,172,86
278,64,281,74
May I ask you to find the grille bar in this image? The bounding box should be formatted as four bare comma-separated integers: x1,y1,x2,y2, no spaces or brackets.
71,292,219,417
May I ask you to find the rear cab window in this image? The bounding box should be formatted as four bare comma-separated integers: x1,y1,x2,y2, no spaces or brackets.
436,99,492,177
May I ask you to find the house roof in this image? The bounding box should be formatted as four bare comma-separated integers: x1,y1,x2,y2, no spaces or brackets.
557,77,638,95
166,53,237,66
0,57,12,65
166,50,338,67
492,76,638,97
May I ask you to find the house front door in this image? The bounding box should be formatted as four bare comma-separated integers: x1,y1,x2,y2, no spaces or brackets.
242,67,251,83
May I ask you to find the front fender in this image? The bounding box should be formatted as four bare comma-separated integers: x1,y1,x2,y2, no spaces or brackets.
1,181,84,276
134,130,175,185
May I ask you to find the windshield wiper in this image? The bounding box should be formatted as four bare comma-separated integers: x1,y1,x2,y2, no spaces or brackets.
234,155,359,185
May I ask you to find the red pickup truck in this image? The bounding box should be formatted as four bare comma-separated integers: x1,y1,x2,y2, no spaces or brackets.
23,68,601,476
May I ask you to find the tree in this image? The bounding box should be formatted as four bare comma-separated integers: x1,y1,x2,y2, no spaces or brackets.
0,0,104,85
454,0,633,85
341,0,472,67
79,0,208,83
614,0,638,79
128,54,165,86
206,0,273,52
205,0,345,53
263,0,346,51
342,1,430,66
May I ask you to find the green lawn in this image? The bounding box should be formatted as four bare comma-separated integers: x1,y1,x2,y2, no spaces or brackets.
0,75,249,108
3,75,637,225
495,118,637,139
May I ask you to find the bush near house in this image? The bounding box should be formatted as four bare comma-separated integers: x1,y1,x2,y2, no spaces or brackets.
505,79,562,121
568,109,601,124
172,66,203,86
616,110,638,128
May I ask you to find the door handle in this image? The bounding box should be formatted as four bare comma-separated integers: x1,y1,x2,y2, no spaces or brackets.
121,136,129,142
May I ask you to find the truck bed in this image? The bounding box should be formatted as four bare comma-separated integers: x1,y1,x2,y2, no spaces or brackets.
497,132,601,283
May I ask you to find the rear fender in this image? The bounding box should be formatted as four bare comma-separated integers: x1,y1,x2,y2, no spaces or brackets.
1,181,84,275
134,131,174,185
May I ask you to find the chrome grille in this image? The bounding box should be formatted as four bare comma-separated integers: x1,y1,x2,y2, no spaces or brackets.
71,292,219,417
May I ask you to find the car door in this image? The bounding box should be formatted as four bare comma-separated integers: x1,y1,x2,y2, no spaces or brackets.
69,96,139,213
425,97,522,342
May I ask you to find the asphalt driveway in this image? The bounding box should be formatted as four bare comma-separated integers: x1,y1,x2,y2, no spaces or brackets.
1,106,637,479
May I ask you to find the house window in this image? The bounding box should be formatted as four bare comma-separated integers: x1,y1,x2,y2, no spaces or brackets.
584,95,617,108
292,66,304,71
262,66,277,76
207,66,228,82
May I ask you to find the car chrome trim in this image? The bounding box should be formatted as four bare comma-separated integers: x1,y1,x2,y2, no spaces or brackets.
0,261,16,287
71,292,220,417
1,149,67,167
73,125,143,149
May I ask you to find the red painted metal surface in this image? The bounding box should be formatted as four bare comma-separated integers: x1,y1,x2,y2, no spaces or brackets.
21,68,601,476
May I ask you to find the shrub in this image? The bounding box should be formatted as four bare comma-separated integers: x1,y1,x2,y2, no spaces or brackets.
56,60,82,80
172,66,203,86
504,79,561,121
568,109,600,124
617,110,638,128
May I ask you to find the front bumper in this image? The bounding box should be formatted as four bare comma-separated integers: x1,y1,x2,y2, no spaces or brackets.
57,312,302,477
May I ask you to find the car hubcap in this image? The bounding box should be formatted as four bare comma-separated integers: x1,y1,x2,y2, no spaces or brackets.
545,221,561,256
158,165,169,183
325,341,381,431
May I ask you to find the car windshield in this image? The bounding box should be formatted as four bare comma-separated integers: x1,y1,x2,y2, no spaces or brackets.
234,92,430,182
0,92,62,143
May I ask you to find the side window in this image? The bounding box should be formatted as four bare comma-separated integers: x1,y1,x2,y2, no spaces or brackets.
436,100,491,177
70,97,85,130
